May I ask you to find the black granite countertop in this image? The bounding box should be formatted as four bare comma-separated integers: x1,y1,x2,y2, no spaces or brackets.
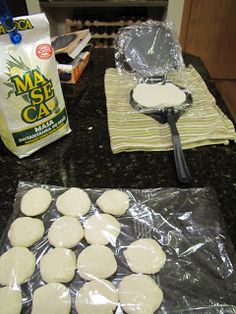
0,49,236,248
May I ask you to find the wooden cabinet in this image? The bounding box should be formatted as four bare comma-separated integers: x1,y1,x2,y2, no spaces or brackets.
180,0,236,79
6,0,28,16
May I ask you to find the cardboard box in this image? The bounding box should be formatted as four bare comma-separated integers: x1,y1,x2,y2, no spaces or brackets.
57,48,91,84
51,29,92,84
52,29,91,62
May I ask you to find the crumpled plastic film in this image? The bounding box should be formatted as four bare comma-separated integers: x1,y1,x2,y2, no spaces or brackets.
114,20,185,80
0,181,235,313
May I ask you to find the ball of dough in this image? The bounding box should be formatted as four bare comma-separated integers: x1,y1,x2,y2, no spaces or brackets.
0,287,22,314
96,190,129,216
8,217,44,247
124,238,166,274
118,274,163,314
40,248,76,283
0,247,35,285
77,245,117,281
48,216,84,248
84,214,121,245
75,279,118,314
32,283,71,314
21,187,52,216
56,188,91,217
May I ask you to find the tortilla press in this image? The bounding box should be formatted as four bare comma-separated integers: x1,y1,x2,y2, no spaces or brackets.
115,21,192,183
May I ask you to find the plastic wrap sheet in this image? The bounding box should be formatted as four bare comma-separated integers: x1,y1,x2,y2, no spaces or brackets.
114,20,185,79
0,182,236,313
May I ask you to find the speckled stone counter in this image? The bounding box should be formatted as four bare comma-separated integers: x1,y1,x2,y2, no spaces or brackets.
0,49,235,248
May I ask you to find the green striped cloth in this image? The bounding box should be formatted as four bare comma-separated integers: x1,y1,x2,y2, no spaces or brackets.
104,65,236,154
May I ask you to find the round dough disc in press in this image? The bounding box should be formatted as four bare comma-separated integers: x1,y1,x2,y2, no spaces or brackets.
0,247,35,285
21,187,52,216
56,188,91,217
133,82,186,108
48,216,84,248
96,190,129,216
76,279,118,314
0,287,22,314
32,283,71,314
77,244,117,280
84,214,121,245
40,248,76,283
124,238,166,274
8,217,44,247
118,274,163,314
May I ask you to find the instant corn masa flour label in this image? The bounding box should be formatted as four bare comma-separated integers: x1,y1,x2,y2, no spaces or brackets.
0,13,71,158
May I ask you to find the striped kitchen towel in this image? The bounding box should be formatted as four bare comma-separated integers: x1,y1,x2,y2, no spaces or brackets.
104,65,236,154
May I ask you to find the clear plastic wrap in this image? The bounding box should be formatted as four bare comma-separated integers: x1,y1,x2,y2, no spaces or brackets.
0,181,236,313
114,20,185,79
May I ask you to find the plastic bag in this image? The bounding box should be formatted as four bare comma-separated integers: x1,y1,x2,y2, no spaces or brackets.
0,13,71,158
114,20,185,80
0,182,236,313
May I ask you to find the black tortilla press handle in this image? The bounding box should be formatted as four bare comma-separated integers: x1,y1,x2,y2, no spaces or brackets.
167,109,192,183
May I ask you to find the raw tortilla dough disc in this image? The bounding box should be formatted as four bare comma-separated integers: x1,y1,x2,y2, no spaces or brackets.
40,248,76,283
0,287,22,314
133,82,186,108
56,188,91,217
84,213,121,245
48,216,84,248
96,190,129,216
124,238,166,274
118,274,163,314
31,283,71,314
21,187,52,216
8,217,44,247
77,244,117,280
75,279,118,314
0,247,35,285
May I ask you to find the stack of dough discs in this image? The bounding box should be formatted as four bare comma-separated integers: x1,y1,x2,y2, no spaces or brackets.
96,190,129,216
75,279,118,314
77,244,117,280
84,214,121,245
123,238,166,274
0,287,22,314
48,216,84,248
56,188,91,217
31,283,71,314
0,247,35,285
8,217,44,247
118,274,163,314
21,188,52,216
40,248,76,283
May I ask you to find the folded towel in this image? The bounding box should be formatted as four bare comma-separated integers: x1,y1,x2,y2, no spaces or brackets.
104,65,236,153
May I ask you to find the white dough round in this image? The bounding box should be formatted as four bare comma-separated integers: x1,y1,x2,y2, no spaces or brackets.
124,238,166,274
118,274,163,314
96,190,129,216
0,287,22,314
84,214,121,245
0,247,35,285
133,82,186,108
56,188,91,217
32,283,71,314
48,216,84,248
76,279,118,314
8,217,44,247
77,245,117,280
21,187,52,216
40,248,76,283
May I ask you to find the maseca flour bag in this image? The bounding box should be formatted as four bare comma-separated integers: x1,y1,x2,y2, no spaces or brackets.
0,13,71,158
